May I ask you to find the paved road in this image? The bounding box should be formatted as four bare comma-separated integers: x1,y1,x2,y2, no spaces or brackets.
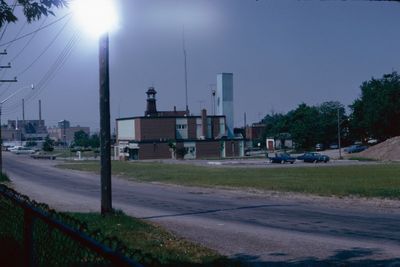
3,153,400,266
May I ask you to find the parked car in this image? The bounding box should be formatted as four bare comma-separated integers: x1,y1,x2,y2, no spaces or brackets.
297,152,330,163
10,147,36,155
315,143,324,151
329,144,339,149
268,153,296,164
367,139,378,145
344,145,368,153
8,146,23,152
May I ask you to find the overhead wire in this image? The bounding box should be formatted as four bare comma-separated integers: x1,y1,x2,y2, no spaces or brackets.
1,30,80,115
0,82,14,99
5,21,27,51
0,19,46,81
2,31,79,113
0,12,72,48
36,31,79,90
9,18,48,64
0,5,76,116
1,12,71,91
0,0,20,77
16,16,72,77
0,17,26,66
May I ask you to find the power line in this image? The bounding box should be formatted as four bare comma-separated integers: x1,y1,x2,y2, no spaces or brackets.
36,31,79,89
0,21,27,76
0,82,14,99
16,17,71,77
1,13,71,88
0,19,47,81
1,31,80,115
5,21,27,51
0,12,72,48
9,18,48,63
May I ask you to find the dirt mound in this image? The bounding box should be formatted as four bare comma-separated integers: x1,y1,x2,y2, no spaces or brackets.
358,136,400,161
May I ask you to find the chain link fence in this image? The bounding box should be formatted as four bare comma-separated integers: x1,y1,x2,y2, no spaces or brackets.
0,184,146,267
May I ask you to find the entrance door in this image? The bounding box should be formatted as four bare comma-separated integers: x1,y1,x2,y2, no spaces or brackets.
129,149,138,160
268,140,274,150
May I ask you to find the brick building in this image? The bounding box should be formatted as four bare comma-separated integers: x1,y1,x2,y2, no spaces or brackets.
116,87,244,160
245,123,266,141
48,120,90,145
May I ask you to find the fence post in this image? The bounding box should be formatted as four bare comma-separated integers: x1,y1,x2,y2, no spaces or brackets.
23,209,35,267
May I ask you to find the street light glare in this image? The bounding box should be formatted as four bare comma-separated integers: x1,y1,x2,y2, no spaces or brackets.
72,0,118,37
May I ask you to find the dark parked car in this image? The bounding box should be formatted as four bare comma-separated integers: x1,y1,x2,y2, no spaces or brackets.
344,145,368,153
269,153,296,164
297,152,330,163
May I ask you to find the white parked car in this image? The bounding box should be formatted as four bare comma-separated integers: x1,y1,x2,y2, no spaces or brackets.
10,147,36,155
8,146,23,152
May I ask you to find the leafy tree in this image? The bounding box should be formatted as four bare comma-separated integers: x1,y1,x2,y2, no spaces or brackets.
0,0,67,28
73,130,90,147
286,103,321,150
263,113,289,139
89,134,100,148
261,100,349,149
349,72,400,141
42,135,54,152
25,140,37,147
317,101,346,146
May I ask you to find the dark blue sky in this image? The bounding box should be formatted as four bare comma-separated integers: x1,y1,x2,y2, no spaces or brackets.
0,0,399,131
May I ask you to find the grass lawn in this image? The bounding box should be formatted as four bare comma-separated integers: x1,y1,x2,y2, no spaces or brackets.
41,149,98,158
347,157,376,161
58,161,400,199
68,212,229,266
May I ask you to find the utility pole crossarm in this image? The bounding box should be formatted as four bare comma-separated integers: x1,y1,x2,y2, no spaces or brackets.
0,77,17,83
0,63,11,68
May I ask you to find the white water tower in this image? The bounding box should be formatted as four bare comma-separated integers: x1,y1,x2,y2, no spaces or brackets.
216,73,234,137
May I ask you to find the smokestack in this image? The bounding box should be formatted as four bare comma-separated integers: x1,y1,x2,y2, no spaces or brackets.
22,99,25,121
201,109,207,138
39,100,42,121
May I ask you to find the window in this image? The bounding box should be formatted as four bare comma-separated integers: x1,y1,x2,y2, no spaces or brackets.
176,118,188,139
176,124,187,130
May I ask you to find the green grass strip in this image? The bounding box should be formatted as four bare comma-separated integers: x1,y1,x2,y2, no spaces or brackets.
59,162,400,199
68,212,228,266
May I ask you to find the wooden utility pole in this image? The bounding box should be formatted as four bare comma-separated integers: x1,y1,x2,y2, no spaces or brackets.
0,50,17,174
99,33,112,214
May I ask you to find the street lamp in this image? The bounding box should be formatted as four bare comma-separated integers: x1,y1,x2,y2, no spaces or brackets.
72,0,118,214
0,84,34,173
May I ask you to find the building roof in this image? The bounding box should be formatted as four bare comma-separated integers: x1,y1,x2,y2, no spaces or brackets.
117,114,225,121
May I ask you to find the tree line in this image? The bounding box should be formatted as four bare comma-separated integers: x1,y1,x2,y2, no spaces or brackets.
258,72,400,150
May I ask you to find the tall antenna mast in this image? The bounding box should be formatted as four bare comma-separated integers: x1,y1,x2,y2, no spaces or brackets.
22,98,25,121
183,26,189,114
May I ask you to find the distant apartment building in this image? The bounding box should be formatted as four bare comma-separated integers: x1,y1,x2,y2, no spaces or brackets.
116,87,244,160
48,120,90,145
